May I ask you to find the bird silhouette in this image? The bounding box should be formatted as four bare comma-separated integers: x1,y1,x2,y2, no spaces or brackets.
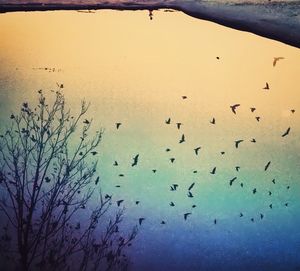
135,201,140,205
170,158,175,163
273,57,284,67
250,107,256,112
95,176,100,185
161,220,166,224
214,219,217,225
152,169,157,173
272,179,276,184
166,148,171,152
269,191,272,196
91,151,97,155
253,188,257,194
192,204,197,208
113,161,118,166
131,154,139,167
235,140,244,148
117,200,124,206
251,218,254,222
176,123,183,129
264,161,271,171
187,191,193,198
230,104,240,114
83,119,90,124
188,182,195,191
139,218,145,225
269,204,273,209
291,109,295,114
210,118,216,124
221,151,225,155
255,116,261,122
194,147,201,155
165,118,171,124
251,138,256,143
240,183,244,188
179,134,185,143
260,214,264,219
170,184,178,191
282,127,291,137
263,82,269,90
170,202,175,206
216,56,220,59
210,167,216,174
284,203,289,207
182,96,187,99
235,166,240,172
229,177,237,186
184,213,191,220
240,213,243,217
116,123,122,129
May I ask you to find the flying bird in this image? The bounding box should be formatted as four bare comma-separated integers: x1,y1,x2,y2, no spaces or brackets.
139,218,145,225
187,191,193,198
240,213,243,217
192,205,197,208
161,220,166,224
255,116,260,122
117,200,124,206
188,182,195,191
115,123,122,129
210,167,216,175
179,134,185,143
152,169,157,173
230,104,240,114
273,57,284,67
176,123,183,129
272,179,276,184
113,161,118,166
135,201,140,205
264,161,271,171
170,184,178,191
291,109,295,114
95,176,100,185
83,119,90,124
91,151,98,155
235,140,244,148
184,213,191,220
251,138,256,143
166,148,171,152
269,204,273,209
235,166,240,172
229,177,237,186
210,118,216,124
182,96,187,99
250,107,256,112
214,219,217,225
194,147,201,155
253,188,257,194
131,154,139,167
170,158,175,163
221,151,225,155
170,202,175,206
165,118,171,124
260,214,264,219
263,82,269,90
281,127,291,137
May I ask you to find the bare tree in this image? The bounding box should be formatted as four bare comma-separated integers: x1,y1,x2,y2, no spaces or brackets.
0,89,137,271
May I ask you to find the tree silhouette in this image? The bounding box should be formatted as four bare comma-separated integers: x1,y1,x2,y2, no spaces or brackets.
0,89,138,271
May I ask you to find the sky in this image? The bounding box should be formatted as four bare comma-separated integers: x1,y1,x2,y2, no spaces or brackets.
0,9,300,271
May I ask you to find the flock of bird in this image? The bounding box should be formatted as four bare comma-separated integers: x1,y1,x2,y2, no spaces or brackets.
87,57,294,227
